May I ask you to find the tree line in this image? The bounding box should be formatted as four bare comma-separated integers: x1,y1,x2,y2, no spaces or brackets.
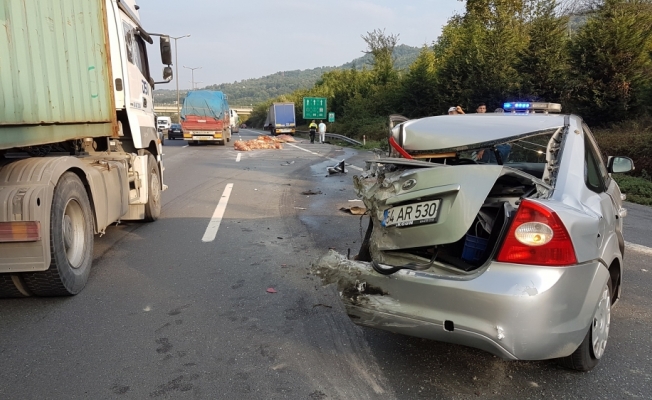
248,0,652,140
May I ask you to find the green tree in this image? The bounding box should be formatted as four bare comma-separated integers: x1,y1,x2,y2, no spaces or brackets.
568,0,652,123
517,0,571,102
400,46,439,117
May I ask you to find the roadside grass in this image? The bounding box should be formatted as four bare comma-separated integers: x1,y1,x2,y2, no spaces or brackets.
612,174,652,206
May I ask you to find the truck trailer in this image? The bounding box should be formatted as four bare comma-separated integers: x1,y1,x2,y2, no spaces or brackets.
0,0,173,297
265,103,296,136
180,91,231,145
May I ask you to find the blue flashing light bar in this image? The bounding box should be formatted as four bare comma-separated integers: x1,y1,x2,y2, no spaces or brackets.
504,102,531,109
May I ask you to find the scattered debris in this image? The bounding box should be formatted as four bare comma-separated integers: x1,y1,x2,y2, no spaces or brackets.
281,161,295,166
266,288,277,294
234,135,285,151
528,382,539,388
277,237,283,239
302,190,322,195
348,199,362,202
294,207,307,210
642,269,648,272
339,206,366,215
275,134,297,142
327,160,348,175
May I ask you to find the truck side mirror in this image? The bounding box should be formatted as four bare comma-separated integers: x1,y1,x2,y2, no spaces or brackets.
160,36,172,65
155,67,173,85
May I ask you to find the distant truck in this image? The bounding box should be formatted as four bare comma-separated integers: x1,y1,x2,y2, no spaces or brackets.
157,116,172,133
229,109,240,134
0,0,173,297
265,103,296,136
181,91,231,145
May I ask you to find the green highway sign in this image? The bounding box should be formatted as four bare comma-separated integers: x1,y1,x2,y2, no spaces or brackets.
303,97,327,120
328,112,335,123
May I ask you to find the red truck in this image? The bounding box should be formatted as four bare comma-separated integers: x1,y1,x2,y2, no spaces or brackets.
181,90,231,145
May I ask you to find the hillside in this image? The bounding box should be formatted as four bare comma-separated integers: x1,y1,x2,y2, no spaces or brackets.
153,44,421,106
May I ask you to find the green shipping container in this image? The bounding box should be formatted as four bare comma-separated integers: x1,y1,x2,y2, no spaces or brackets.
0,0,115,150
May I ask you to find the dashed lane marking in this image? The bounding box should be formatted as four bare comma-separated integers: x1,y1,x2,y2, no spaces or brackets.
236,153,242,162
201,183,234,243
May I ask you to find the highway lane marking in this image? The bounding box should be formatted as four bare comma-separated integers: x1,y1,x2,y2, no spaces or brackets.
626,241,652,256
236,153,242,162
201,183,234,243
286,143,364,171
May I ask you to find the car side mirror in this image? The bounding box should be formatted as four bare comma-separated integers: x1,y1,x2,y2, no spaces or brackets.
607,156,634,174
160,36,172,65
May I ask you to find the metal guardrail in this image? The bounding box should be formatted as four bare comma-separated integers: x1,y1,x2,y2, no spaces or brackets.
293,130,363,146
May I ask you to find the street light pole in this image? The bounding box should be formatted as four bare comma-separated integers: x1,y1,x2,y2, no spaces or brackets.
183,66,202,92
171,34,190,123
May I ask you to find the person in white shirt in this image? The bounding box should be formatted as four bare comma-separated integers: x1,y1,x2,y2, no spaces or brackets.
318,121,327,144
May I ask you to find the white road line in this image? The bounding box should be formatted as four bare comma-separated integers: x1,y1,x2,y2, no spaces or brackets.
286,143,364,171
183,145,189,148
625,241,652,256
236,153,242,162
201,183,234,243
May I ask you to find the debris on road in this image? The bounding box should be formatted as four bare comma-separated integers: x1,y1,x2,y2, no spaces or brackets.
281,161,295,166
642,269,648,272
234,135,286,151
348,199,362,202
302,190,322,195
327,160,348,175
294,207,307,210
339,206,366,215
275,134,297,142
266,288,277,294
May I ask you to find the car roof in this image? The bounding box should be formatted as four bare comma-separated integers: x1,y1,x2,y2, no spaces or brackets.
401,113,566,152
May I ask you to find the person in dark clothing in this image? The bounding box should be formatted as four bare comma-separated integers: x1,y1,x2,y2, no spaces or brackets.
309,120,318,144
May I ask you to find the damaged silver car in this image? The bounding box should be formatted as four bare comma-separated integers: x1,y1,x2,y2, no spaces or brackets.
314,103,634,371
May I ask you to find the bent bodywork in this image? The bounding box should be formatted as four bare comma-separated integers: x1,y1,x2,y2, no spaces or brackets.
314,113,628,365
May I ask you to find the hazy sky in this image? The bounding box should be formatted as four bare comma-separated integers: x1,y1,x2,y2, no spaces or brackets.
137,0,466,89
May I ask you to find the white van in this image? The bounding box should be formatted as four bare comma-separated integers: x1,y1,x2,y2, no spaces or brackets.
157,116,171,132
229,109,240,133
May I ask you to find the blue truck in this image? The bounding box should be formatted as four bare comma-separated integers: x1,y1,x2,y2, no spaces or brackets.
265,102,296,136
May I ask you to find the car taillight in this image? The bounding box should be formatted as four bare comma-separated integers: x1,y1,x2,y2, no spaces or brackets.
496,199,577,266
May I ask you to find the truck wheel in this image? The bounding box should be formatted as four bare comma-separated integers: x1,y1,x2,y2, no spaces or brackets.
144,153,161,222
0,274,30,298
22,172,93,296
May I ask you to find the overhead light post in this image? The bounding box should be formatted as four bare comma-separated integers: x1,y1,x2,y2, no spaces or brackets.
171,34,190,123
184,66,202,93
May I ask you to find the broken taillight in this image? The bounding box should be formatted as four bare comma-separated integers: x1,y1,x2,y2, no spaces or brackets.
496,200,577,266
0,221,41,243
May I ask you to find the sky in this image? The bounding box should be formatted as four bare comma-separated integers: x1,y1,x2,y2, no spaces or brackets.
137,0,466,90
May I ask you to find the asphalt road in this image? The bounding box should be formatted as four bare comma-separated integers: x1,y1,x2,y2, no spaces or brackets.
1,130,651,399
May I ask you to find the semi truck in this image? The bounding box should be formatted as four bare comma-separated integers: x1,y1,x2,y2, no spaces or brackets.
180,91,231,145
0,0,173,297
265,103,296,136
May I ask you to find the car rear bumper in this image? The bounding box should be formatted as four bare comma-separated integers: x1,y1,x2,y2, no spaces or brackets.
314,253,609,360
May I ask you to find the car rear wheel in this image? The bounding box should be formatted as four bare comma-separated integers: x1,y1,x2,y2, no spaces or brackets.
558,279,612,371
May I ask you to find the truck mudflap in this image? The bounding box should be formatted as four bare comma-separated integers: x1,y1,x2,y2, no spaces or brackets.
0,156,129,272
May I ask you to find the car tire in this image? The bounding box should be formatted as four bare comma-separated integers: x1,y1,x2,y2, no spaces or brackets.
558,279,612,371
144,152,161,222
21,172,94,296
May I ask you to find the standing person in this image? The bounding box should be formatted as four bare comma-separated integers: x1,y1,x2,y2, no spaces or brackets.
308,120,318,144
318,120,326,144
476,103,487,113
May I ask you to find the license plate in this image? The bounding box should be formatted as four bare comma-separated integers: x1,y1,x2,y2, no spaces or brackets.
382,199,441,228
193,136,212,141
